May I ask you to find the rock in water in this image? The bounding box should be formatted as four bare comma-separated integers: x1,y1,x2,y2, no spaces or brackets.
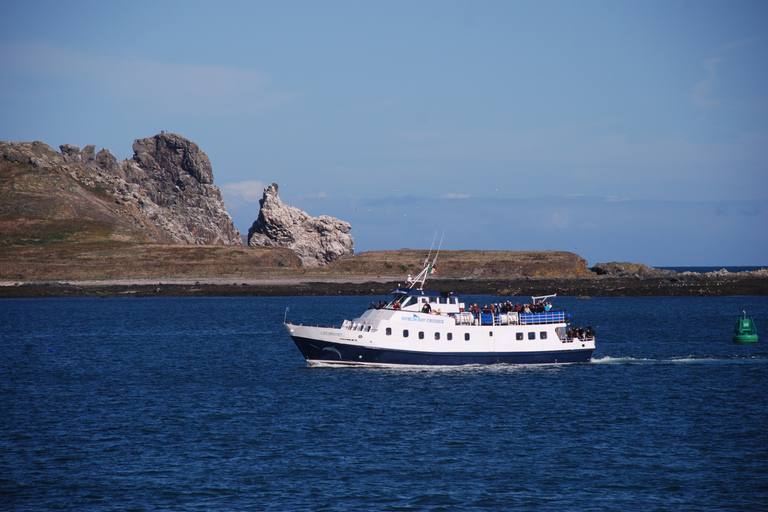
247,183,354,266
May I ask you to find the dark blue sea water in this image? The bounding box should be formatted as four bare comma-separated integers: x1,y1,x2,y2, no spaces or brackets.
2,295,767,511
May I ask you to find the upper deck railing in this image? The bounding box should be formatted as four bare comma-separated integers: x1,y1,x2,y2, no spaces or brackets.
519,311,567,324
457,310,569,326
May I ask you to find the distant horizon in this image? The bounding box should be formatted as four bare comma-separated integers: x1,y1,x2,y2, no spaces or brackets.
240,231,767,269
226,190,767,268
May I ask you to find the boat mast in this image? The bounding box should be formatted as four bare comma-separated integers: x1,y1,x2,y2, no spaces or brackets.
406,231,444,290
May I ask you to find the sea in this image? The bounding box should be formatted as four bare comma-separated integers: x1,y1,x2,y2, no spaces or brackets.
2,294,767,511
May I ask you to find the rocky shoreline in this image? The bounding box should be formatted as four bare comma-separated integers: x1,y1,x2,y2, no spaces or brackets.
2,272,766,298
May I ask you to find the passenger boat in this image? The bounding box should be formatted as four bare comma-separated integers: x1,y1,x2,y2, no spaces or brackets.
732,311,758,344
284,252,596,366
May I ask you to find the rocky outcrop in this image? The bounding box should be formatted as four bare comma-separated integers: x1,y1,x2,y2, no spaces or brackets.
119,133,240,244
0,134,241,245
131,134,213,186
247,183,354,266
591,262,676,277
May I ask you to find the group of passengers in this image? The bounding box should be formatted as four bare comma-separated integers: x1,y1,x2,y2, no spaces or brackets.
466,300,552,315
568,326,595,340
370,299,555,315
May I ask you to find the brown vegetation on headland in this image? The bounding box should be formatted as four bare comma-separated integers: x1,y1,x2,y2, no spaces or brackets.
1,243,766,298
313,249,593,279
0,243,302,281
0,244,589,281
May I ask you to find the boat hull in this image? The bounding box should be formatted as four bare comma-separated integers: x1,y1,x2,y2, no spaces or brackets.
290,334,593,366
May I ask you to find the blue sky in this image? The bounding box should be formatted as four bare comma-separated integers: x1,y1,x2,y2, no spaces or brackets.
2,0,766,266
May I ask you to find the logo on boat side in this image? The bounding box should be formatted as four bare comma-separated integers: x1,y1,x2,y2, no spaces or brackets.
401,314,444,324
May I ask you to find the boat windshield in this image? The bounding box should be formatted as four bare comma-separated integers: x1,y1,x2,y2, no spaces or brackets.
388,294,407,308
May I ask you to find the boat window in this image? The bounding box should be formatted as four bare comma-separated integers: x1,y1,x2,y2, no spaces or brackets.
366,326,371,332
516,333,523,340
489,331,493,337
386,328,392,336
419,331,424,339
447,333,453,340
404,297,417,307
429,297,437,303
464,333,470,341
434,332,440,340
403,330,409,338
450,298,457,304
439,297,447,304
528,332,536,340
540,331,547,339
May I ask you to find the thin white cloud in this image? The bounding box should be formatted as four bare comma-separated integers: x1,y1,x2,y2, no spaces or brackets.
389,126,766,171
219,180,268,202
442,193,472,199
545,211,572,230
0,40,300,114
690,57,721,108
690,38,758,109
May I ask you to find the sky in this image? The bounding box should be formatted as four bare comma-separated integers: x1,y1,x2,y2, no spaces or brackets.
1,0,767,266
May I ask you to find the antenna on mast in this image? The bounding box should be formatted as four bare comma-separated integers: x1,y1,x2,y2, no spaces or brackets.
433,230,445,263
424,232,437,268
407,231,445,290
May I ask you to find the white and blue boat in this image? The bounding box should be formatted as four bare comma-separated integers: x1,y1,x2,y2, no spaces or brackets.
284,252,596,367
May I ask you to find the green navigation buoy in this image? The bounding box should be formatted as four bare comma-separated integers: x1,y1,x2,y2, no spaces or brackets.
733,311,758,344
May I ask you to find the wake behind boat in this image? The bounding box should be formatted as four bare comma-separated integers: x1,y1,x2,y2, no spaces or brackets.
284,250,596,367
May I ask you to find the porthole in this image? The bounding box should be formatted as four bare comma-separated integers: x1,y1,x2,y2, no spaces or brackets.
540,331,547,339
386,327,392,335
403,329,409,338
516,332,523,341
528,332,536,340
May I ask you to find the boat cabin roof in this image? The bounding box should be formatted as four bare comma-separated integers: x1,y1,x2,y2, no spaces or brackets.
386,287,462,313
389,287,456,298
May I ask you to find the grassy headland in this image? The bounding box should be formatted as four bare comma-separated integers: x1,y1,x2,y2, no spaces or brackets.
1,243,766,298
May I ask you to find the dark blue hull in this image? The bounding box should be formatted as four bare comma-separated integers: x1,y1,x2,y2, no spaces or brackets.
290,336,593,366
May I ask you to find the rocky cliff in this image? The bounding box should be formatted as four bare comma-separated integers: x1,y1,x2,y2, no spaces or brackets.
247,183,354,266
1,134,241,245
